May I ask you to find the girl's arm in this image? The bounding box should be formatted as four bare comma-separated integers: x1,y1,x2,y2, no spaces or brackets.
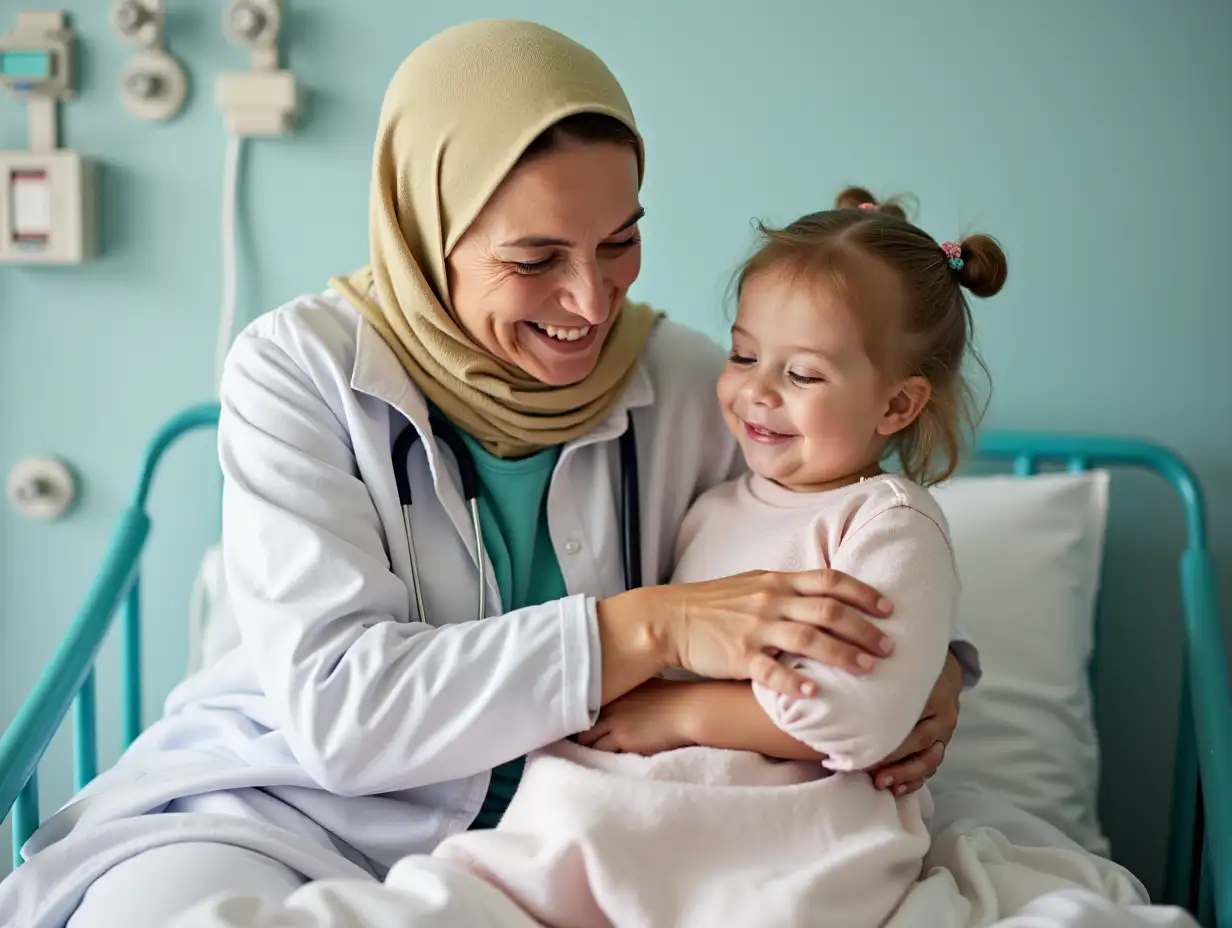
584,503,959,772
680,681,828,761
581,647,965,772
680,646,965,766
752,505,959,771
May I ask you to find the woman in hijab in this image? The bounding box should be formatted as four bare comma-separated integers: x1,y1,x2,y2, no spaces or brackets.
0,19,974,928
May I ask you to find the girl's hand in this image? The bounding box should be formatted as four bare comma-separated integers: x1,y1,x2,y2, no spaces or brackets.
867,649,964,796
655,569,895,698
578,679,698,756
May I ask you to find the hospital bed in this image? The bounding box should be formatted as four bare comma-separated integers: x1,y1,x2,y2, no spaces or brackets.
0,402,1229,927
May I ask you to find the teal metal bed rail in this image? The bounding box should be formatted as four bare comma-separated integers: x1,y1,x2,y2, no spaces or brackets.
1,406,1228,927
0,403,220,869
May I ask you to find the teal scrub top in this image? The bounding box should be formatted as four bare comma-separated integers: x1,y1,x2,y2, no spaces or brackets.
455,430,568,830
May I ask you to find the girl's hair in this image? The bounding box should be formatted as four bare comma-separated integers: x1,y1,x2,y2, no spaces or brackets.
735,185,1008,486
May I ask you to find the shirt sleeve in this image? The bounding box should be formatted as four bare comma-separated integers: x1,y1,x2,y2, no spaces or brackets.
752,505,959,771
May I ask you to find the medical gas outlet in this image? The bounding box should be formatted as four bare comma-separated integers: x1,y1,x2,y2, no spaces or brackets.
111,0,188,123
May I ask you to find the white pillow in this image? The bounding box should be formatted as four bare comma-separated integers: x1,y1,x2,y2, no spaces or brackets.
186,543,242,676
930,470,1111,856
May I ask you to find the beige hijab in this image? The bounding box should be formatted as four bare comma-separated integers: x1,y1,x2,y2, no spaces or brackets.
330,19,660,459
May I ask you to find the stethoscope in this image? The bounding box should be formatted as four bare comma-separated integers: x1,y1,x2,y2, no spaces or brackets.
393,414,642,623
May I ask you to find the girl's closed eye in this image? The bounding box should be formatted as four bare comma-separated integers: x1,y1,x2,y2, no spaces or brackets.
788,370,825,385
728,352,755,365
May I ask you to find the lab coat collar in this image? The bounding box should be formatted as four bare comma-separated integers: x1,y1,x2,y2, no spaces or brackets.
350,315,430,431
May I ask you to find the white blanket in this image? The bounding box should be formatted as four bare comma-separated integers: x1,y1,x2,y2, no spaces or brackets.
171,743,1199,928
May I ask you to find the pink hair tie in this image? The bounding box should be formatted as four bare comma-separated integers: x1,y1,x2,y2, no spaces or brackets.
941,241,964,271
858,202,877,210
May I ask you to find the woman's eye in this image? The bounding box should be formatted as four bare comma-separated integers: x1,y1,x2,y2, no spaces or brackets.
600,233,641,254
512,257,555,275
727,353,755,365
788,371,824,385
511,235,637,275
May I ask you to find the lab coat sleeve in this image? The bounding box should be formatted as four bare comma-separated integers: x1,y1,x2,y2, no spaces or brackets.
752,506,958,771
218,332,598,796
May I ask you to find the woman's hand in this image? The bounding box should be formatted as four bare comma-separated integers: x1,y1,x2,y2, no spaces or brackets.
579,679,697,756
594,568,891,706
867,649,964,796
656,568,894,697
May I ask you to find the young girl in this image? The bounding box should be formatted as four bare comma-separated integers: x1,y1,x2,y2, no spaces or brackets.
416,187,1009,927
582,186,1005,772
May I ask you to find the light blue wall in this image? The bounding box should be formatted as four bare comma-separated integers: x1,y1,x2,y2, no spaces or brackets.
2,0,1229,895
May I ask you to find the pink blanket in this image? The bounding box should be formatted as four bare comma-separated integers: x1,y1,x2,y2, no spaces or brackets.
432,740,931,928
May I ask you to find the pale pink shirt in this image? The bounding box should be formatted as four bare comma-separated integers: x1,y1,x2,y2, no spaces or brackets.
670,472,961,771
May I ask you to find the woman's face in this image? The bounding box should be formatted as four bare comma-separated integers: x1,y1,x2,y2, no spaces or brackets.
447,141,643,386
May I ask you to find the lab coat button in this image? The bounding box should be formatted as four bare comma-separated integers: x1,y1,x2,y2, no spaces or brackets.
564,539,582,555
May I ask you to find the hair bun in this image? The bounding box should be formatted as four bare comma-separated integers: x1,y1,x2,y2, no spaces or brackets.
956,234,1008,298
835,185,907,220
835,186,878,210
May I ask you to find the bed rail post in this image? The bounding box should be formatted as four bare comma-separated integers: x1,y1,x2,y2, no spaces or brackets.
123,575,143,747
1179,546,1231,926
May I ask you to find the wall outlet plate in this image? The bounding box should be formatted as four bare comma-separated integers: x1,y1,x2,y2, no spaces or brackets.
0,148,96,264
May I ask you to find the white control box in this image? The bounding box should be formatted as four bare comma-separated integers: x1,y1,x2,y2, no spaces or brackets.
216,69,296,137
0,149,96,264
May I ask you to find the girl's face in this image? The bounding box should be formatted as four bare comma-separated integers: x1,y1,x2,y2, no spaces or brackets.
446,141,643,386
718,262,930,492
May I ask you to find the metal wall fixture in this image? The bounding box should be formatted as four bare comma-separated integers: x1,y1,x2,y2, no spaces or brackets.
111,0,187,122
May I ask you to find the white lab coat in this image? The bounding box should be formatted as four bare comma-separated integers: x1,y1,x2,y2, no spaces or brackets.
0,291,977,927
